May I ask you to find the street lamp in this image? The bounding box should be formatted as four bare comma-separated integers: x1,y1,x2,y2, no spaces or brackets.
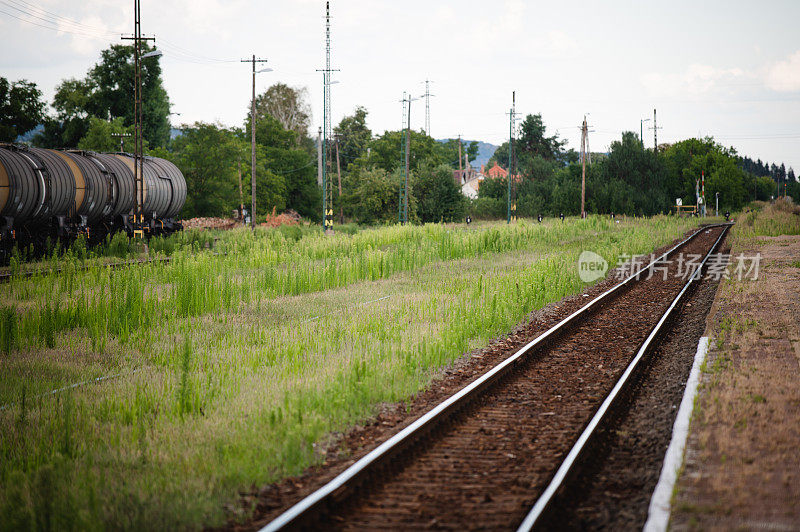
141,49,162,59
640,118,651,148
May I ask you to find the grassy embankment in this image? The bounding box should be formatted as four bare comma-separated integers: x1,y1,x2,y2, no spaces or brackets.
673,200,800,528
0,216,700,529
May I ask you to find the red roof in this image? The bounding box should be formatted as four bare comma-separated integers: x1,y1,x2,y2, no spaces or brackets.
485,161,508,179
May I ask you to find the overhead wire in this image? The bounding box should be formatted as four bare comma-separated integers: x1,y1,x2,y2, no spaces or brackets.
0,0,238,65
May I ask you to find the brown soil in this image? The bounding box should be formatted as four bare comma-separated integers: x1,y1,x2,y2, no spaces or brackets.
230,227,725,531
671,235,800,531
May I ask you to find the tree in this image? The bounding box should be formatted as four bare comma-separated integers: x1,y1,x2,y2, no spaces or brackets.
517,113,567,162
77,117,135,152
36,44,170,149
0,77,45,142
438,138,479,168
334,106,372,171
162,122,243,218
355,130,449,174
248,112,320,221
413,164,466,223
342,167,410,224
254,83,311,142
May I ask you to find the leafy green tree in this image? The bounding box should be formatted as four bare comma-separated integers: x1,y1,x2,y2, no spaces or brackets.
254,83,311,142
162,122,242,218
334,106,372,171
36,44,170,149
661,138,753,211
413,164,466,223
517,113,567,162
248,112,320,221
0,77,45,142
755,175,777,201
354,130,447,174
601,131,669,215
342,167,411,224
77,117,135,152
438,138,478,168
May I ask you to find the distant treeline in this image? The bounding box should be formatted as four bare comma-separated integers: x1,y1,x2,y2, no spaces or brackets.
4,47,797,224
473,131,798,219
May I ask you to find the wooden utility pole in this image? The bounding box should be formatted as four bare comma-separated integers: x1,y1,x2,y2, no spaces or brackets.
241,55,269,229
237,159,244,222
335,137,343,224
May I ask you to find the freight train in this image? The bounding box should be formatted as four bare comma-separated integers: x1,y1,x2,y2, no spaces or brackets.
0,143,186,260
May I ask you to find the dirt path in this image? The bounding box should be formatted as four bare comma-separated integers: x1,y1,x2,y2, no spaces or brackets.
672,234,800,530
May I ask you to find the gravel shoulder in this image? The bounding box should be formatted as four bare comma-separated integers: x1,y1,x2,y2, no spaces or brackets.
671,234,800,530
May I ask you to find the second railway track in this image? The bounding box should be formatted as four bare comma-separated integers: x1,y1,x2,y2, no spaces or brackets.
256,223,730,531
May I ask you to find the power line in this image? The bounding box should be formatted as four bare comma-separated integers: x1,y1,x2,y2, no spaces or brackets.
0,1,236,65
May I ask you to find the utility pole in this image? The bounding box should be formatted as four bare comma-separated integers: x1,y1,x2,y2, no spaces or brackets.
240,55,269,230
316,127,323,186
581,116,588,218
399,93,419,224
317,1,339,233
111,132,131,153
506,91,519,224
457,134,462,183
238,159,244,222
405,95,413,224
640,118,650,149
335,136,343,224
121,0,155,240
650,108,662,153
422,79,434,136
399,92,407,224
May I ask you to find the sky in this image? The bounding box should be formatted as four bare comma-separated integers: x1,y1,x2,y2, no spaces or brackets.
1,0,799,171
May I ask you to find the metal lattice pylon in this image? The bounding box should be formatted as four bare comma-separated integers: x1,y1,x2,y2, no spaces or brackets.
320,1,336,232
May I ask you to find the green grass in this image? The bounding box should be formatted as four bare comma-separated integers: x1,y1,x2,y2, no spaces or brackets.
0,215,700,529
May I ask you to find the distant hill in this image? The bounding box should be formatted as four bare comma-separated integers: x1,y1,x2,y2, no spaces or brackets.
437,139,498,169
15,124,43,143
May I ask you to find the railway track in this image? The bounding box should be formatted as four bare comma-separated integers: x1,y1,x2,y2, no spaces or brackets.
0,255,173,283
258,223,731,531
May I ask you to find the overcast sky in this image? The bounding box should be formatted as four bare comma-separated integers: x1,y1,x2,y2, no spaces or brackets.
2,0,799,171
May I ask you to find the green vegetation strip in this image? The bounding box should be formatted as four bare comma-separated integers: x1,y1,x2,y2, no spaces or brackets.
0,217,697,529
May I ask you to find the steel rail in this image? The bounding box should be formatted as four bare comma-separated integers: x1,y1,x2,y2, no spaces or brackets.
516,223,730,531
0,255,173,282
260,223,731,532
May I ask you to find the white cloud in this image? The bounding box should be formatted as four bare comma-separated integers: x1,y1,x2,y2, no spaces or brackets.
765,50,800,92
490,0,525,36
641,64,746,98
543,30,577,55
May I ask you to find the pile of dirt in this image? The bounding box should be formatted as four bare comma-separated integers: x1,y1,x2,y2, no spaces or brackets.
259,209,301,228
181,217,241,231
